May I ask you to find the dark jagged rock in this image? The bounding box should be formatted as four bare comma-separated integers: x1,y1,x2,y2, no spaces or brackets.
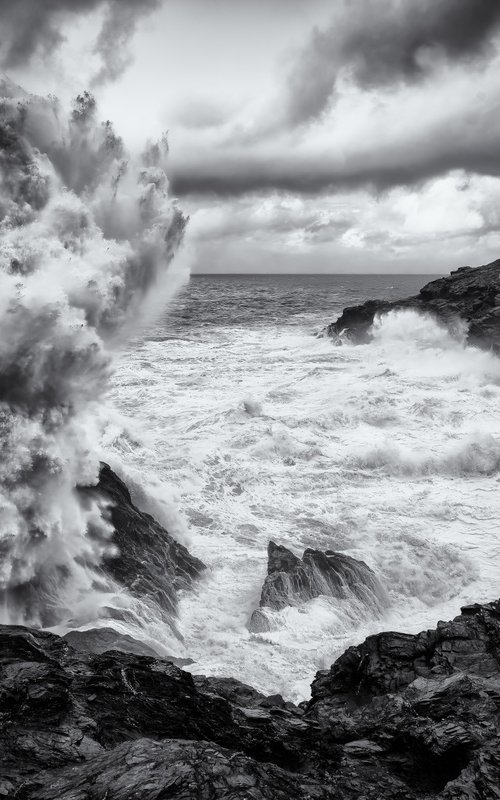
309,599,500,706
0,625,334,799
249,541,388,632
15,738,335,800
304,600,500,797
3,600,500,797
327,258,500,350
80,463,206,618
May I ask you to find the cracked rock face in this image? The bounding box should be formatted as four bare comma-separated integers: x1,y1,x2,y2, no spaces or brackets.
249,541,389,632
2,600,500,797
327,258,500,350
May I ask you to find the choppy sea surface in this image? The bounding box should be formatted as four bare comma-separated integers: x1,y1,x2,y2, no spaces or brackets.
101,274,500,700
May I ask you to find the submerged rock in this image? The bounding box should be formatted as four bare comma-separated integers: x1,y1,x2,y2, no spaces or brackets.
327,258,500,349
63,627,161,658
3,600,500,797
249,541,388,631
80,463,206,618
62,628,194,666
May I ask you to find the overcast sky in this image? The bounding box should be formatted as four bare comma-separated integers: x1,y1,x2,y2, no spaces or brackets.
3,0,500,273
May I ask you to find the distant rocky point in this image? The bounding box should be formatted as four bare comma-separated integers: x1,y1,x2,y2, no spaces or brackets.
327,258,500,350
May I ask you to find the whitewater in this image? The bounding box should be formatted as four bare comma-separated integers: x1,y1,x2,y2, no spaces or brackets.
3,80,499,702
101,273,500,701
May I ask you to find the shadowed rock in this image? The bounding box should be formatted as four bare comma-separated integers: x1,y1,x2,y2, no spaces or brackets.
3,600,500,797
80,463,206,618
327,258,500,350
249,541,389,631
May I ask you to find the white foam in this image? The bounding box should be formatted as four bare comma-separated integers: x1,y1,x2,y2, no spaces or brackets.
103,309,500,698
0,82,188,632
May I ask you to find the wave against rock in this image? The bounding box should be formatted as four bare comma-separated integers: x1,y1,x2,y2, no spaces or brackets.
327,258,500,349
82,463,206,619
249,540,389,633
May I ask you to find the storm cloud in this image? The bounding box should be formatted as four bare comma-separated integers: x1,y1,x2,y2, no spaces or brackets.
287,0,500,125
0,0,161,84
170,83,500,198
4,0,500,271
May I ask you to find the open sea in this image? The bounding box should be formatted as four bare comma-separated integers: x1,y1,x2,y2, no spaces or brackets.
101,273,500,700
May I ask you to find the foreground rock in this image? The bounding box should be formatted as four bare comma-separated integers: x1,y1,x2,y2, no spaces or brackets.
3,599,500,797
81,463,206,618
307,599,500,797
0,625,329,799
327,258,500,349
249,541,388,632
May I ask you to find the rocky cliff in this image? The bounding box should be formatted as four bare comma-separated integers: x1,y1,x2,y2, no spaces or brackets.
2,599,500,798
327,258,500,350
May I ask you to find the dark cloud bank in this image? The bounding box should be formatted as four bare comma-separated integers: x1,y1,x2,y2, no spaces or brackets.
2,0,500,203
169,0,500,199
287,0,500,125
0,0,160,84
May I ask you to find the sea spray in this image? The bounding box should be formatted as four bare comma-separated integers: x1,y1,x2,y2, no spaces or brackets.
0,78,187,630
103,288,500,698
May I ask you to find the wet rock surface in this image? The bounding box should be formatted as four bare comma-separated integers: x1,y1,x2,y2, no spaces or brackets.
3,600,500,797
80,463,206,618
327,258,500,350
62,628,193,665
249,541,388,632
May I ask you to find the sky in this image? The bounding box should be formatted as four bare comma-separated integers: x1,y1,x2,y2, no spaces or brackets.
2,0,500,274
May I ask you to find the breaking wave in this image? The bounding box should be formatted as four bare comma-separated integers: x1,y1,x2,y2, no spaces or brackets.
0,78,188,634
104,293,500,698
2,90,499,700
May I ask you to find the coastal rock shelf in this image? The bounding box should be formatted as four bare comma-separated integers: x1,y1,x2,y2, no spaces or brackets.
327,258,500,349
3,600,500,798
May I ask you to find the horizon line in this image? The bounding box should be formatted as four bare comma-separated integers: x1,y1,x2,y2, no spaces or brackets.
190,271,443,276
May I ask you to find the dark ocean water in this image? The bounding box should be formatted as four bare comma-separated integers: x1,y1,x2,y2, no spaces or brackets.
160,273,430,333
105,271,500,699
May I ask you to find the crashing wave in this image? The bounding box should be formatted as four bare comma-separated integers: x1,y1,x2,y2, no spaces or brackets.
0,78,187,628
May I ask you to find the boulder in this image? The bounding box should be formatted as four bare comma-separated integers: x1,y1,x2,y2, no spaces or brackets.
327,258,500,350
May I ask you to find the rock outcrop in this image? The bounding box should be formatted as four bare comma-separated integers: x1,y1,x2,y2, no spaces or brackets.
3,599,500,797
0,625,330,799
249,541,388,632
81,463,206,618
327,258,500,350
